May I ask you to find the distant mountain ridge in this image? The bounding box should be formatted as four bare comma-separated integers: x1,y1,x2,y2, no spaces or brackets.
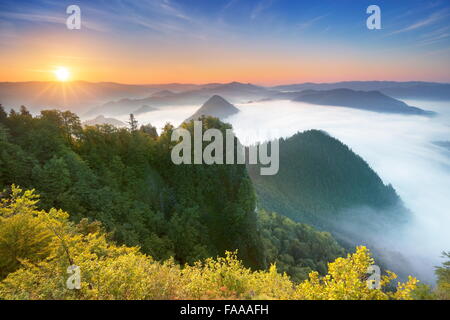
150,90,176,98
82,115,126,127
185,95,239,122
271,81,450,101
133,105,157,115
291,88,433,115
87,82,271,117
0,81,202,115
1,80,448,117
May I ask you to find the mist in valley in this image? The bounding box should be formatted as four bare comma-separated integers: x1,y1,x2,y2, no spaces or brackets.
129,98,449,284
116,105,199,130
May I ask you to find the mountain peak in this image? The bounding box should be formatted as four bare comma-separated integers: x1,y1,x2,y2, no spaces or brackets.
204,94,232,105
83,115,126,127
151,90,175,98
185,95,239,122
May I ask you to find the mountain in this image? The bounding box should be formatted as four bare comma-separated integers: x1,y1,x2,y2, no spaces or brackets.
271,81,450,101
200,82,271,97
82,115,126,127
0,81,204,115
185,95,239,122
4,80,445,118
248,130,407,230
150,90,176,98
88,82,271,117
133,105,157,115
2,80,448,118
292,89,433,115
247,129,419,280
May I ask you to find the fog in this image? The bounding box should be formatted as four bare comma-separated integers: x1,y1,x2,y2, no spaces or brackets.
117,104,199,130
130,99,450,284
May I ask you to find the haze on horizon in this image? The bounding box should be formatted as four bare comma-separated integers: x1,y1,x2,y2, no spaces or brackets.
0,0,449,85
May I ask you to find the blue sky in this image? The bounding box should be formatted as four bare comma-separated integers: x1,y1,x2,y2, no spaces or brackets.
0,0,449,83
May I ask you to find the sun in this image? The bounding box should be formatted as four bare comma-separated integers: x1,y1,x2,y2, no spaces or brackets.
54,67,71,82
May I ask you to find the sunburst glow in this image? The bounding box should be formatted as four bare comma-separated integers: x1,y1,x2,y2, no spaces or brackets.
54,67,70,82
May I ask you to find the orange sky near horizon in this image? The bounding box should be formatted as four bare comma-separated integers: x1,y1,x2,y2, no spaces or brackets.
1,23,449,86
3,53,448,85
1,0,449,85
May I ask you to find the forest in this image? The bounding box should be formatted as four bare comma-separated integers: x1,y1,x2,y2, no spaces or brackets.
0,105,448,299
248,130,406,229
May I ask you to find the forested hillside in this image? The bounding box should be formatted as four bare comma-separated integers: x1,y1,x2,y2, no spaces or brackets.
0,105,447,300
0,105,344,281
0,186,418,300
248,130,407,231
258,209,345,282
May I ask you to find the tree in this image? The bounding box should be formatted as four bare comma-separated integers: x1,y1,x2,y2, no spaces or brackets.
140,124,158,139
19,106,31,117
0,186,54,278
0,104,7,124
31,156,71,209
293,246,418,300
60,111,82,144
128,114,138,132
435,251,450,299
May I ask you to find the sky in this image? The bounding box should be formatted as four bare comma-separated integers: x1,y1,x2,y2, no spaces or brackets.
0,0,449,84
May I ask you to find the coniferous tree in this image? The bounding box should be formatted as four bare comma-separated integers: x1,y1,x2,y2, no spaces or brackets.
0,105,7,124
435,251,450,299
128,114,138,132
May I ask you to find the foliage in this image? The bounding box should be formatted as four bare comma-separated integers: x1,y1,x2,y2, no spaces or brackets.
0,108,346,278
435,251,450,299
0,187,418,300
258,209,345,282
0,185,54,278
293,246,417,300
0,108,264,268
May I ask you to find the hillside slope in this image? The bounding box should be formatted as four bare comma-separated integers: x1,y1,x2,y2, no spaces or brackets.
185,95,239,122
0,107,344,279
248,130,407,230
292,89,433,115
